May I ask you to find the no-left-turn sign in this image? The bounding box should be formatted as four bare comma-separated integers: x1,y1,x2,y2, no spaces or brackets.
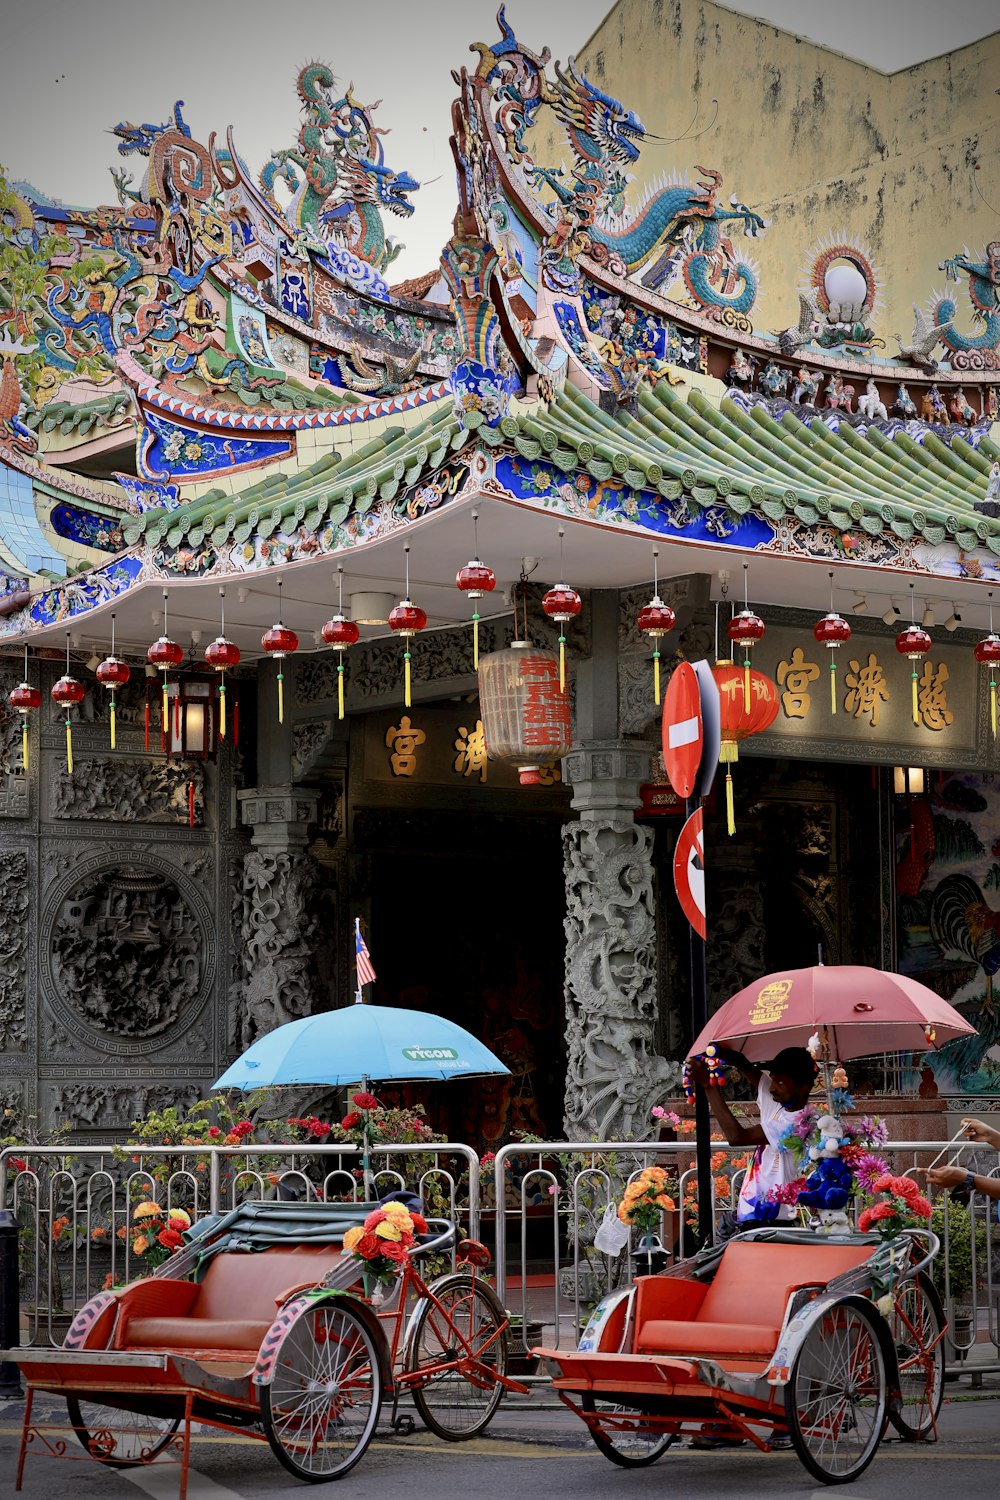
673,806,706,939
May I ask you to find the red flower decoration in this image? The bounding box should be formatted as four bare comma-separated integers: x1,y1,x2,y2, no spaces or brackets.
341,1111,361,1129
352,1091,380,1110
157,1227,184,1249
410,1212,429,1234
356,1231,382,1259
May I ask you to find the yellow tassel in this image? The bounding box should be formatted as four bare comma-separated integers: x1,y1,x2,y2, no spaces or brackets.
337,662,344,721
719,738,739,764
219,681,226,740
653,651,661,706
830,660,837,715
744,657,751,705
559,635,566,693
21,719,28,775
110,700,117,750
65,718,73,776
404,650,411,708
473,612,480,670
911,669,919,727
726,770,735,837
992,678,997,738
162,680,169,745
277,671,284,724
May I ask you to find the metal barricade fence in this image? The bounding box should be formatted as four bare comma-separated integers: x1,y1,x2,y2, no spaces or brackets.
0,1141,479,1346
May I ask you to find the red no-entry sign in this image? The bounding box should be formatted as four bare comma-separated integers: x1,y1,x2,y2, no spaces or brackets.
674,806,706,939
662,661,703,799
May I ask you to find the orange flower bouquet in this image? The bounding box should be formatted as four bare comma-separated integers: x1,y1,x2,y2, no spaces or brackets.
617,1167,676,1234
343,1201,428,1286
124,1201,193,1270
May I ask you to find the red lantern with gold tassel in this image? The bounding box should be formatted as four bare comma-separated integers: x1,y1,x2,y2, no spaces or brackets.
456,509,496,670
896,587,931,727
542,528,581,693
813,571,851,715
637,548,676,705
728,564,765,705
9,646,41,774
261,577,298,725
975,590,1000,738
388,544,427,708
205,587,240,740
711,659,779,836
96,612,130,749
148,590,184,748
322,566,360,721
52,632,85,775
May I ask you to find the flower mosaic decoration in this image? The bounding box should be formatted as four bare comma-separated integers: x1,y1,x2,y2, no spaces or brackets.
342,1200,428,1286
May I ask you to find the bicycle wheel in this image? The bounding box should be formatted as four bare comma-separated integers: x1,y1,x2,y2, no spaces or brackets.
580,1395,674,1467
260,1298,382,1482
785,1299,887,1485
66,1398,181,1466
887,1274,944,1441
408,1274,508,1440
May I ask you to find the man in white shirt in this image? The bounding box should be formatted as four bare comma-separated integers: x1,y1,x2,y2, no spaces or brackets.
689,1045,818,1223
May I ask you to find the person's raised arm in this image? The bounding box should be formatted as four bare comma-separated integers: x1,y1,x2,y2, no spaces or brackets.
688,1057,765,1147
711,1045,762,1090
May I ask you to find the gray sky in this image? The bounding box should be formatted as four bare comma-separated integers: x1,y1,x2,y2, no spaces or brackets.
1,1,996,283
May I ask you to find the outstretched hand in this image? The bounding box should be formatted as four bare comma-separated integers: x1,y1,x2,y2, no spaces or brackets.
927,1165,967,1191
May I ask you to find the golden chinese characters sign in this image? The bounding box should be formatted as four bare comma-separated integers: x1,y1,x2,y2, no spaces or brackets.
361,704,567,800
756,623,980,765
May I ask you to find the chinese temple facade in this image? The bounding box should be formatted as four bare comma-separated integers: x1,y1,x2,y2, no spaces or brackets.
1,3,999,1143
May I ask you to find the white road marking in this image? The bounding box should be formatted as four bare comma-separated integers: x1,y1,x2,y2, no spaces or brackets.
122,1461,244,1499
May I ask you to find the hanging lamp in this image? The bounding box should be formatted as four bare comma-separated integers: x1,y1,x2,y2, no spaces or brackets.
727,562,765,703
261,577,298,724
9,645,41,774
542,527,582,692
975,589,1000,737
455,509,496,670
637,548,676,705
388,545,427,708
813,571,851,714
148,590,184,749
895,583,931,727
51,631,85,775
96,612,130,749
205,587,241,739
322,566,360,720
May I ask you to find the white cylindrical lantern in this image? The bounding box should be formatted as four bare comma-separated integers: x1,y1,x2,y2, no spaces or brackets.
478,642,572,785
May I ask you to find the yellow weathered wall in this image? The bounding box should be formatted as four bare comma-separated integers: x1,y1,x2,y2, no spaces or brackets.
532,0,1000,343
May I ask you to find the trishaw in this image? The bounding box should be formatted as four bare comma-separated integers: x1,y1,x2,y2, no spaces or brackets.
536,1223,945,1484
4,1200,524,1496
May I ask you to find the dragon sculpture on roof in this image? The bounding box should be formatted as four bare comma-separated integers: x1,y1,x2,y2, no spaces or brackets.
930,242,1000,370
259,64,419,273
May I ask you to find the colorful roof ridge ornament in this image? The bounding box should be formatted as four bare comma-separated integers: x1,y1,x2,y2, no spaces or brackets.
322,566,360,721
727,562,765,705
52,630,86,776
388,544,427,708
95,610,130,749
205,587,240,740
542,527,582,693
9,644,41,775
896,583,931,727
455,510,496,670
148,589,184,752
261,577,298,725
637,547,676,706
974,589,1000,738
813,571,851,715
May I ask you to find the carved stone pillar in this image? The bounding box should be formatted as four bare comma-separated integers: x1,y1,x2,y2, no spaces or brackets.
235,787,322,1048
561,743,677,1140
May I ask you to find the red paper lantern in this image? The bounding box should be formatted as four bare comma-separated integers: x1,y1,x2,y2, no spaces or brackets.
261,622,298,724
711,659,780,835
542,583,582,693
96,655,130,750
975,633,1000,737
204,636,240,740
52,672,86,776
147,635,184,670
456,558,496,670
728,607,765,704
813,611,851,715
896,624,931,727
478,643,572,785
637,596,676,705
321,613,360,721
9,679,41,774
388,598,427,708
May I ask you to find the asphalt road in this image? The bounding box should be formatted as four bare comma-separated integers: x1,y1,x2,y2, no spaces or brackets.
1,1391,998,1499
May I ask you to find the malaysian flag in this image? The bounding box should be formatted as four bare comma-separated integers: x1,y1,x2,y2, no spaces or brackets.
355,918,377,987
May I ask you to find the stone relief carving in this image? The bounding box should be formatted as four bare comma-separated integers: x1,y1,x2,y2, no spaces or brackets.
291,719,333,780
0,666,30,816
0,1082,26,1115
296,624,506,706
562,817,677,1140
50,866,202,1039
706,874,767,1011
51,758,205,823
0,851,29,1050
235,848,323,1047
53,1082,201,1127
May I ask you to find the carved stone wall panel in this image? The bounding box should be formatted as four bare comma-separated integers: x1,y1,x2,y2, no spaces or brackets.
296,623,508,707
39,849,216,1058
234,847,325,1050
291,719,333,780
562,816,677,1140
0,663,31,817
50,758,205,824
0,849,29,1050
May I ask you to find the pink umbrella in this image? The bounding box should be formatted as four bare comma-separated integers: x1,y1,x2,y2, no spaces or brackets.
689,964,977,1063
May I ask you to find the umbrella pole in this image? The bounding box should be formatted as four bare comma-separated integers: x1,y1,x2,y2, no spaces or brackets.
361,1073,373,1201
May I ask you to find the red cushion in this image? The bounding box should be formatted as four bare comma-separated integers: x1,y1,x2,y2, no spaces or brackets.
635,1319,781,1357
125,1316,272,1354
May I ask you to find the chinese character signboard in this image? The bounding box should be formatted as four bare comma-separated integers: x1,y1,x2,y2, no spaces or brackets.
361,703,568,801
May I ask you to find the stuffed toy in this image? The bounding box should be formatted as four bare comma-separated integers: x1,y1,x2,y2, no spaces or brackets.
797,1153,853,1211
808,1114,846,1162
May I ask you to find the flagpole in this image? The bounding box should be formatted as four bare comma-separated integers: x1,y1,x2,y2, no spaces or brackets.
354,917,373,1198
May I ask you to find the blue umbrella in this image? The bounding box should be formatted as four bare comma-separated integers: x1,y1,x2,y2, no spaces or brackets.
213,1002,510,1090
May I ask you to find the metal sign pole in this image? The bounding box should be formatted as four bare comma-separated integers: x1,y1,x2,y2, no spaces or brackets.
686,798,713,1248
